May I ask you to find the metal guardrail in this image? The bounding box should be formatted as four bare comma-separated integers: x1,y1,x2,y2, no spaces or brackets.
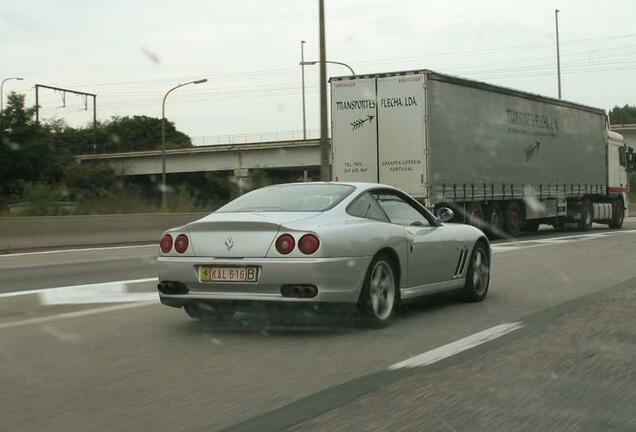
73,140,165,154
73,129,322,155
1,212,210,251
191,129,321,146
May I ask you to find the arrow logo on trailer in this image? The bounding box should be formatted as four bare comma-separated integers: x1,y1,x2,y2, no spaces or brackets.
350,115,375,131
525,141,541,161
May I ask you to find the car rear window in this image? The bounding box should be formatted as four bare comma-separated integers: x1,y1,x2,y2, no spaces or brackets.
216,184,356,212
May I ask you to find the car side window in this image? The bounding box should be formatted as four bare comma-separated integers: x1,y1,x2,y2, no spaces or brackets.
347,192,389,222
373,193,431,227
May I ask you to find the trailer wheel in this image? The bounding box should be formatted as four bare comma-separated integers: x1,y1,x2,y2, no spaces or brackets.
483,202,504,238
465,203,484,232
577,199,593,231
609,199,624,229
504,201,522,236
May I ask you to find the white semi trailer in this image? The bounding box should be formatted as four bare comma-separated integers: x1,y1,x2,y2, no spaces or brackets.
330,69,635,236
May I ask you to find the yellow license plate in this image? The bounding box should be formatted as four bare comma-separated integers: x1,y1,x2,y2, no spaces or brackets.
199,266,259,283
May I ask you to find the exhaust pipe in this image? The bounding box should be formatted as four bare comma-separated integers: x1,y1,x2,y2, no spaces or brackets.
281,284,318,298
303,286,318,298
157,281,189,295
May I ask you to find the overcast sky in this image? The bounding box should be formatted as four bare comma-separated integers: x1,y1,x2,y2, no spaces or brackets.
2,0,635,142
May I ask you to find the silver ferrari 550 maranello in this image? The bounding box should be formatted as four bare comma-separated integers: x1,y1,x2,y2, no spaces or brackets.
157,182,490,328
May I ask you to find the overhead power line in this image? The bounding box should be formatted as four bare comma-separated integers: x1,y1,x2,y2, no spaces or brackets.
57,32,636,89
35,31,636,124
35,84,97,143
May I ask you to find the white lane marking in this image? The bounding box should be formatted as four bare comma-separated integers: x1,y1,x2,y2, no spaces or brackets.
533,233,605,242
0,277,158,298
41,288,158,305
491,229,636,254
40,325,82,343
0,244,156,258
0,302,155,331
490,245,521,254
38,280,159,305
389,322,523,370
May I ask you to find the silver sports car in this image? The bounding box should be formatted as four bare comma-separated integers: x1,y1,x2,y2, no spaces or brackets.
157,182,490,327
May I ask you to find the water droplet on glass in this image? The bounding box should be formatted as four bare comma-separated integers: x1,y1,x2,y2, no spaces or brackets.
140,47,161,64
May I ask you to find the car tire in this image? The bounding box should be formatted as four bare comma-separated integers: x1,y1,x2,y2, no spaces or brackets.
185,302,236,321
577,199,593,231
358,253,398,329
609,199,624,229
504,201,523,236
483,202,504,238
462,242,490,302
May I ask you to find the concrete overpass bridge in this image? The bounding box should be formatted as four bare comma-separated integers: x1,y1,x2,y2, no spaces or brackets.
75,138,324,181
611,124,636,148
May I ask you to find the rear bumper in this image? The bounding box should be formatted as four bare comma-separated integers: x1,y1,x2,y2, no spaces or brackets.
157,256,372,305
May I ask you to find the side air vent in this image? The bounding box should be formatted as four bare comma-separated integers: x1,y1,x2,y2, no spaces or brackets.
454,249,470,278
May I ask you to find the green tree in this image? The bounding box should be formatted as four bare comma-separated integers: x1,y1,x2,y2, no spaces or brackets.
104,115,191,150
171,172,232,206
46,118,108,154
0,93,71,206
51,115,192,154
1,93,196,213
63,162,118,201
609,105,636,125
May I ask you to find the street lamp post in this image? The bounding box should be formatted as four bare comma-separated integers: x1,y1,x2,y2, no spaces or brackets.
300,60,355,76
318,0,329,181
303,52,354,182
555,9,562,99
161,78,207,209
1,77,24,113
301,40,307,140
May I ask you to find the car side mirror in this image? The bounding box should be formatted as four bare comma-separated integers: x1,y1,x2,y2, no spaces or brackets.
436,207,454,222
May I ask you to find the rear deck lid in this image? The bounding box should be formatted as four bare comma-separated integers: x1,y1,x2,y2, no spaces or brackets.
186,212,320,257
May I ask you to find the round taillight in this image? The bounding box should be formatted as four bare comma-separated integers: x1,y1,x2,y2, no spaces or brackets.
160,234,173,254
174,234,189,254
298,234,320,255
275,234,295,255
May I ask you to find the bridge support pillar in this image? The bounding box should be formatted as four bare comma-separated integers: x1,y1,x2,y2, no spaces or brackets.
234,168,250,196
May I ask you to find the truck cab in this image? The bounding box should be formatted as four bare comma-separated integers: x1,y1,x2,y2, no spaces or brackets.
608,130,633,217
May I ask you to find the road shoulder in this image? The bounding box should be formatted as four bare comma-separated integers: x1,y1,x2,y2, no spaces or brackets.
222,276,636,432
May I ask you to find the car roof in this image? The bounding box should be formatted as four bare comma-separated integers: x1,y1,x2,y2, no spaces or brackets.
263,181,398,191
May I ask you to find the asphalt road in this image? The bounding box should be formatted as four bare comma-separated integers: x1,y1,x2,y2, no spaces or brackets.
1,220,636,431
